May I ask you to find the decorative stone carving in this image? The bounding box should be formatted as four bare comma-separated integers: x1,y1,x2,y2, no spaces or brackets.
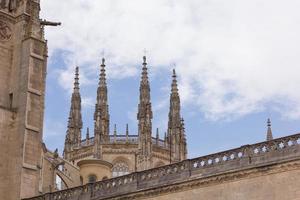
0,0,19,12
24,133,300,200
0,20,11,41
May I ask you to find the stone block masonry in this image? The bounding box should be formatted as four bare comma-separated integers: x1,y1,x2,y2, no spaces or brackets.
24,133,300,200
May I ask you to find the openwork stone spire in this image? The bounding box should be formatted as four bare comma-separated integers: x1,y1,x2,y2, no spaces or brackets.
168,69,186,163
94,58,110,158
63,66,83,159
137,56,153,171
266,118,273,141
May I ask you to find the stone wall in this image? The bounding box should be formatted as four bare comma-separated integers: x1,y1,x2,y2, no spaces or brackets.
145,167,300,200
0,1,48,199
24,133,300,200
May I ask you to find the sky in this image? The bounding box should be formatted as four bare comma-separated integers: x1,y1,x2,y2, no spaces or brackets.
40,0,300,158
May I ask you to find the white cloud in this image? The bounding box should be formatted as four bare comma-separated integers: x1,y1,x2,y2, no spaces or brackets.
41,0,300,120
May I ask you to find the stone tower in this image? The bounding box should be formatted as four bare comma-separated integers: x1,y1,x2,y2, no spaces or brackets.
63,67,83,160
94,58,110,158
137,56,153,171
167,69,187,162
0,0,48,199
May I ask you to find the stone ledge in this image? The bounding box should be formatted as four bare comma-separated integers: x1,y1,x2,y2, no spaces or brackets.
23,163,38,171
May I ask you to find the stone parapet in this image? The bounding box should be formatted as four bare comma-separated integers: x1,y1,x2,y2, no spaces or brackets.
23,132,300,200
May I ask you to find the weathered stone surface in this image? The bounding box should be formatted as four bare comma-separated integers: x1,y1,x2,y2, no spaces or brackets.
0,1,48,199
24,133,300,200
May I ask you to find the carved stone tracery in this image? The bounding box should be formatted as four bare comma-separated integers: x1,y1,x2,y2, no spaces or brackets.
0,20,11,41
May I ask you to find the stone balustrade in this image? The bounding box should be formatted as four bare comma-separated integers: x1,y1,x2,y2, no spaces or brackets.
108,135,139,144
24,133,300,200
78,135,168,148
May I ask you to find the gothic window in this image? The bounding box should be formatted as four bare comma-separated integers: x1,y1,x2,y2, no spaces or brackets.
112,162,129,177
88,174,97,183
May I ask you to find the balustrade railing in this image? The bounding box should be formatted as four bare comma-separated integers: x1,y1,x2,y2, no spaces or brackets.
108,135,139,144
77,135,169,147
24,133,300,200
151,137,167,148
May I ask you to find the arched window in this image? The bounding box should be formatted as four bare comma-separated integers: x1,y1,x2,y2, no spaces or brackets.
112,162,129,177
88,174,97,183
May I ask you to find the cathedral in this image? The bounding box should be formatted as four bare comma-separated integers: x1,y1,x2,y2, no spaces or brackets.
1,1,300,200
61,56,187,185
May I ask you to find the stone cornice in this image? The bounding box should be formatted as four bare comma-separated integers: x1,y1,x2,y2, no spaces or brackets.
104,159,300,200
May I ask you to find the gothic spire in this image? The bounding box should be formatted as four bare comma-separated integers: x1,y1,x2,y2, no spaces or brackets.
137,56,152,120
93,58,110,158
94,58,110,141
63,66,83,159
139,56,151,102
168,69,185,162
266,118,273,141
137,56,153,171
